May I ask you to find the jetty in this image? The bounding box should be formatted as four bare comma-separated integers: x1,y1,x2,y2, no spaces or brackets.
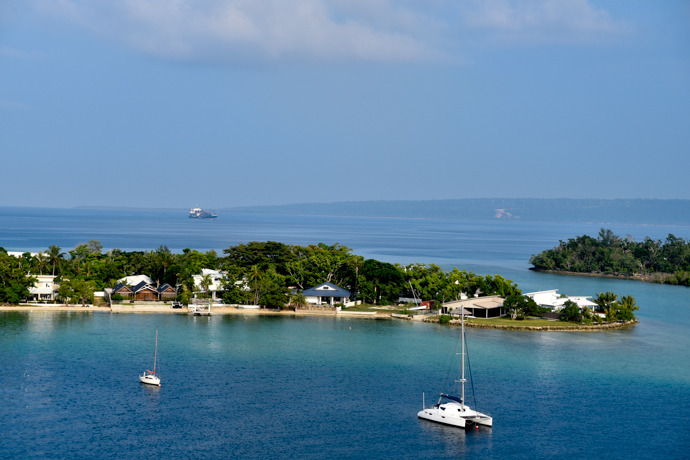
188,300,212,316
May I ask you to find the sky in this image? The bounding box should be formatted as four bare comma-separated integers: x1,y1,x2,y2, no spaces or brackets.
1,1,689,209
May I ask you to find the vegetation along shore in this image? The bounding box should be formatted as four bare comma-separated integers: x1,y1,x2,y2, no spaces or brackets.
530,228,690,287
0,236,646,329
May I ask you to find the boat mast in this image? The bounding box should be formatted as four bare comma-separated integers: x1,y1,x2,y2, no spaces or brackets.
153,329,158,375
461,310,466,405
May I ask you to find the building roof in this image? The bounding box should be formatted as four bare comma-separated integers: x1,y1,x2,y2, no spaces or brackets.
132,281,157,293
157,283,176,293
443,295,505,312
112,283,133,294
118,275,153,286
303,282,351,298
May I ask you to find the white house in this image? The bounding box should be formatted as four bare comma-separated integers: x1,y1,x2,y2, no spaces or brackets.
525,290,598,311
29,275,57,301
192,268,226,300
524,289,561,307
303,282,351,306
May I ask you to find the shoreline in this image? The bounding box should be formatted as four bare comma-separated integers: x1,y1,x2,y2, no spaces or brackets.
0,304,636,330
530,268,673,284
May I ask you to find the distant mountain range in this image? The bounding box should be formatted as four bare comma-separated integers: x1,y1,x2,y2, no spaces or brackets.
224,199,690,226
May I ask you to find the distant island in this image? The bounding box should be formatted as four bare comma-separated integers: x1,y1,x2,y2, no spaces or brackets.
530,228,690,287
224,198,690,226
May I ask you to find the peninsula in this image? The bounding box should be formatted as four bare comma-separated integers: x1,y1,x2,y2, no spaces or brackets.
1,238,640,328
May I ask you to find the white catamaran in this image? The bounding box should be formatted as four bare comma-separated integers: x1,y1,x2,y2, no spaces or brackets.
417,311,492,429
139,329,161,387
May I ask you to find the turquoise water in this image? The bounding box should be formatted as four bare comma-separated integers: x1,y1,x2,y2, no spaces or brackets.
1,208,689,458
2,312,688,458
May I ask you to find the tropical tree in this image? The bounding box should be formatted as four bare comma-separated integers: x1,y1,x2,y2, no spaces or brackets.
258,267,288,308
593,291,618,313
199,273,213,299
224,241,294,276
46,245,64,276
58,277,96,306
503,293,540,320
247,265,263,305
34,251,49,275
560,300,582,322
504,293,526,320
358,259,404,305
288,292,307,309
615,295,639,321
0,249,35,304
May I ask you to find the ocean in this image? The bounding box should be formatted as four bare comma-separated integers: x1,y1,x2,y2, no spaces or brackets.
1,207,689,458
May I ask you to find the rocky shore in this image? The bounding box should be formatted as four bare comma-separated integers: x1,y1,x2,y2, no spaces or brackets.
423,316,637,331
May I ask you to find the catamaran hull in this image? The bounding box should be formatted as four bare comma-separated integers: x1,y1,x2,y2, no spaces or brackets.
139,375,160,386
417,409,467,428
464,415,493,428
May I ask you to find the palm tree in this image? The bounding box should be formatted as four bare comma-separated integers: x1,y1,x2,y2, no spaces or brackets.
619,295,639,311
617,295,640,321
35,251,48,275
593,291,618,313
47,245,64,276
248,265,263,305
200,273,213,299
289,292,307,309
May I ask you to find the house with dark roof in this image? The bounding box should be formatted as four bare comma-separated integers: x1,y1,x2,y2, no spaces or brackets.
303,282,351,306
157,283,177,301
109,279,177,302
111,283,134,300
132,281,159,301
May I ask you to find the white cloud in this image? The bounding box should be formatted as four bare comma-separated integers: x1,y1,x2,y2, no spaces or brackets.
29,0,629,64
464,0,630,43
33,0,442,63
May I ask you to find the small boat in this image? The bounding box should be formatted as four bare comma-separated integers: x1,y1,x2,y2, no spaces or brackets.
139,329,161,386
188,207,217,219
417,310,492,429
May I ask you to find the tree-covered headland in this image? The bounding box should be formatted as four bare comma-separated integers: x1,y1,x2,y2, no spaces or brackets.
0,239,639,324
0,241,521,308
530,229,690,286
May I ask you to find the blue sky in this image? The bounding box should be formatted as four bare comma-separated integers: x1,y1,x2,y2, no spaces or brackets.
1,1,688,209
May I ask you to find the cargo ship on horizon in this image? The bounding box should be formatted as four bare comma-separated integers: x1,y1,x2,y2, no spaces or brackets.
188,207,217,219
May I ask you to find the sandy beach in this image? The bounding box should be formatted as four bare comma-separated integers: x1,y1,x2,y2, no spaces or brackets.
0,304,636,330
0,304,398,319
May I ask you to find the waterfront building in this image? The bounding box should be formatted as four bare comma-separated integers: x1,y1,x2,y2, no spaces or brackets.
303,282,351,306
28,274,58,301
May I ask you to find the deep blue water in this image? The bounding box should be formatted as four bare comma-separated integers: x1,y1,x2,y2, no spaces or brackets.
1,207,689,458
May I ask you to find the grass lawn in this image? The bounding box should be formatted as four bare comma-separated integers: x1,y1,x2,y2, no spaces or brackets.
341,304,409,314
465,317,585,327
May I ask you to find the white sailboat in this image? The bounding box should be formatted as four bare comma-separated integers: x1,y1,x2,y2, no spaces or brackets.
139,329,161,386
417,311,492,429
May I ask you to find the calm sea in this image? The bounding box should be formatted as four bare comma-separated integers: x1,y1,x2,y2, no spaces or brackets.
1,207,689,458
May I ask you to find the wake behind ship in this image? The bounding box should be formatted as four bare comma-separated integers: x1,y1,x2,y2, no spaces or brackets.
188,207,217,219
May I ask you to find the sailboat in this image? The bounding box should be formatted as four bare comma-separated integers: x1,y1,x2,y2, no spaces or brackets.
417,310,492,429
139,329,161,387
